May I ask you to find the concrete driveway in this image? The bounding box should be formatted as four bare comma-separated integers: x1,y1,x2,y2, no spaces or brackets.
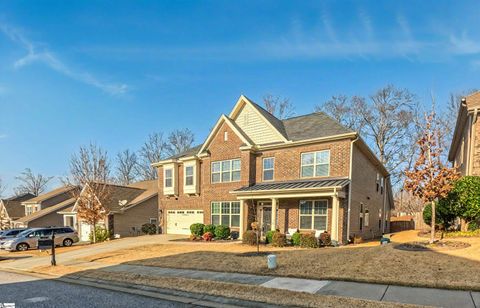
0,234,185,271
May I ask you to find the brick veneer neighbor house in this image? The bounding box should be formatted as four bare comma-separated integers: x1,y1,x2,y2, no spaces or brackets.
73,180,159,241
0,193,35,229
449,91,480,176
153,96,393,244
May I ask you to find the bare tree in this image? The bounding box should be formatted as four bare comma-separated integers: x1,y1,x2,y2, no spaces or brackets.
167,129,194,156
263,94,295,119
67,143,112,243
0,177,5,198
115,149,139,185
404,109,459,243
393,189,424,215
315,95,365,133
14,168,53,196
317,85,418,187
138,133,168,180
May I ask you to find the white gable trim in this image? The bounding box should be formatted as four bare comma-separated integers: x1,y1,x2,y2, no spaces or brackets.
197,114,254,155
229,95,289,143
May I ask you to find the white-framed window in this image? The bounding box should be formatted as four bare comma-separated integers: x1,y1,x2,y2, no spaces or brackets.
164,168,173,188
299,200,328,230
64,215,76,228
376,173,380,192
149,218,158,225
211,201,240,227
263,157,274,181
380,177,384,194
364,209,370,227
301,150,330,178
211,159,241,183
224,131,228,141
185,166,194,186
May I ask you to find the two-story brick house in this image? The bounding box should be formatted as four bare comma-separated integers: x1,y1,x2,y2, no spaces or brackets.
153,95,392,244
449,91,480,175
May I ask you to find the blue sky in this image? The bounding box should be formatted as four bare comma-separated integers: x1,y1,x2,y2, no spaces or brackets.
1,1,480,195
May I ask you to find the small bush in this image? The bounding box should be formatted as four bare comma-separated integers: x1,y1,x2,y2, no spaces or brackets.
89,226,110,243
468,221,479,231
265,230,275,244
231,231,239,240
353,236,363,244
214,225,230,240
202,232,214,241
141,223,157,235
189,234,199,241
291,232,301,246
444,229,480,238
299,233,318,248
204,224,216,234
243,230,257,245
190,223,205,237
319,231,331,246
271,232,286,247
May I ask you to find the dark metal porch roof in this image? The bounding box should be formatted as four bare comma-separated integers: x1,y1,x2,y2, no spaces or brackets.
232,178,350,193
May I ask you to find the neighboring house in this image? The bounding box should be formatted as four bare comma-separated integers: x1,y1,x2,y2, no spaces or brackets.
21,186,77,217
153,95,393,243
0,193,35,229
15,197,77,228
449,91,480,176
73,180,159,241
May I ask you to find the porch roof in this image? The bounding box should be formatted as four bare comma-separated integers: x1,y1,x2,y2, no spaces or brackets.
231,178,349,195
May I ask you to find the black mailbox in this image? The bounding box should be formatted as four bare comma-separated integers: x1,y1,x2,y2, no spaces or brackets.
38,238,53,250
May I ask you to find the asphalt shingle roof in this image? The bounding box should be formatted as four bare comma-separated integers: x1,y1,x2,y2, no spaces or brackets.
1,193,35,219
16,197,76,223
282,112,354,141
233,178,350,193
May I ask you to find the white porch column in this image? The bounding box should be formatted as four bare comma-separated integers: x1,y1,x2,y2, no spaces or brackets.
239,200,244,239
271,198,278,231
331,195,340,242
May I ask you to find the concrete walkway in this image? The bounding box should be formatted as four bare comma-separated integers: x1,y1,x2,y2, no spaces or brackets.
98,264,480,308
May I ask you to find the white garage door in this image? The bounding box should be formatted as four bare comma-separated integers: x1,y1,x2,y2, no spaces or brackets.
167,210,204,235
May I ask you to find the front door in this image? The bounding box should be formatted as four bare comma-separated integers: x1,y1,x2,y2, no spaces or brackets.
262,207,272,235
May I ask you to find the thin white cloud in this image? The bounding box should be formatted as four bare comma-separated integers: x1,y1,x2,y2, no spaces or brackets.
449,31,480,54
0,134,7,139
0,23,128,96
358,9,374,40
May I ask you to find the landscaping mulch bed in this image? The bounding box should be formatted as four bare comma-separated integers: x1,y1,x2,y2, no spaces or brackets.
396,241,471,251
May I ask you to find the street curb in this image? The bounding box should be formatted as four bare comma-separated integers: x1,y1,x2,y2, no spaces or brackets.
0,267,280,308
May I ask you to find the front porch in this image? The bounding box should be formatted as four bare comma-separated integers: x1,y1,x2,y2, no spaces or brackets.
231,178,350,243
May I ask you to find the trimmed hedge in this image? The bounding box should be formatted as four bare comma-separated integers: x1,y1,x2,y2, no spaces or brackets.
214,225,230,240
299,233,318,248
89,226,110,243
291,232,301,246
319,231,332,246
190,223,205,237
204,224,216,234
141,223,157,235
271,232,286,247
265,230,275,244
243,230,257,245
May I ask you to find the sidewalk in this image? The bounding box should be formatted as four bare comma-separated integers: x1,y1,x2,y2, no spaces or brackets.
91,264,479,308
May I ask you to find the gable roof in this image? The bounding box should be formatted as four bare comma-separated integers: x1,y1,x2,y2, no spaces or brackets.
23,186,76,204
1,193,36,219
73,180,158,213
282,112,354,141
16,197,76,224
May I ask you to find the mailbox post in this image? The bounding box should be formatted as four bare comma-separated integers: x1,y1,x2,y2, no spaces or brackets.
51,233,56,266
38,234,56,266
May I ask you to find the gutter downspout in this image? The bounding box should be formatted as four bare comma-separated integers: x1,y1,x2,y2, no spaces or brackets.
468,108,478,176
347,136,359,242
382,175,390,234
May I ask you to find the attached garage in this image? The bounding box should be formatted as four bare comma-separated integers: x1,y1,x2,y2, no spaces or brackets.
167,210,204,235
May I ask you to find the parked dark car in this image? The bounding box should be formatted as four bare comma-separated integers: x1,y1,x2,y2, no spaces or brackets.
0,228,27,240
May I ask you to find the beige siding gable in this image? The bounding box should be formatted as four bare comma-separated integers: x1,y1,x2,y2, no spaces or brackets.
233,103,284,145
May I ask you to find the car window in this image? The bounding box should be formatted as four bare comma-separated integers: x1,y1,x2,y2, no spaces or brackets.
8,230,22,236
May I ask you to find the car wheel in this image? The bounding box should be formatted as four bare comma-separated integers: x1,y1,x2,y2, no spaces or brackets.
16,243,29,251
63,239,73,247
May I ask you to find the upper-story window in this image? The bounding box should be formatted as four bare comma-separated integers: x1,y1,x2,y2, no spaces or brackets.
301,150,330,178
164,168,173,188
185,166,194,186
211,159,241,183
263,157,274,181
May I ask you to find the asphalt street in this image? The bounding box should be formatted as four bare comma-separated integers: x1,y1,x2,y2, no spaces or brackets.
0,270,194,308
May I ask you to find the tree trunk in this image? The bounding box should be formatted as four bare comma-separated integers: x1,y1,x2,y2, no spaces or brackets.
92,221,97,244
430,200,436,244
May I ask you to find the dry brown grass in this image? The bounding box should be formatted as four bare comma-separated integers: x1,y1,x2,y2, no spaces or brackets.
73,230,480,291
70,270,420,308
